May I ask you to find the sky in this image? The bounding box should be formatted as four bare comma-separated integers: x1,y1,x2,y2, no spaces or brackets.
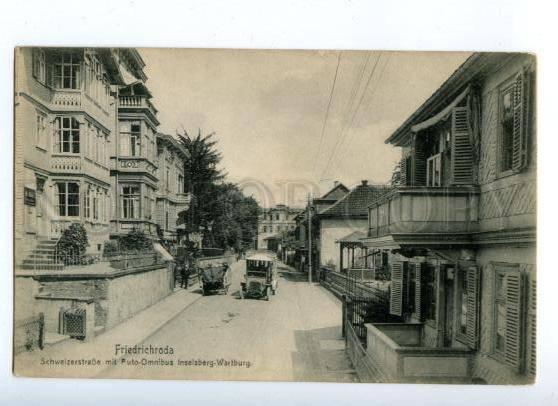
140,49,470,208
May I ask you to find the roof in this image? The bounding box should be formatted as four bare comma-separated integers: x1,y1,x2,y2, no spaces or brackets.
246,253,275,262
336,230,367,244
263,234,280,241
319,181,392,218
385,52,525,146
319,182,350,201
157,133,190,160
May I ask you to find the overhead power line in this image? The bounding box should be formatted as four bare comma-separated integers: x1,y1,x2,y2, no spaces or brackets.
312,52,342,173
320,52,382,181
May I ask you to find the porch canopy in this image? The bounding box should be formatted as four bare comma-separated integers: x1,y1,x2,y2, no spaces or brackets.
335,230,367,271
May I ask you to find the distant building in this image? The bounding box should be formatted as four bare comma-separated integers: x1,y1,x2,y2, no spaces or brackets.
155,133,191,244
257,204,302,250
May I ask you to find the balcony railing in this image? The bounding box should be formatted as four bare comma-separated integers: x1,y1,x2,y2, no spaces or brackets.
118,95,158,117
51,155,109,181
368,186,479,238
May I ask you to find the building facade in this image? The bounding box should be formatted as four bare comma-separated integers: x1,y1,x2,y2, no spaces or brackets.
15,47,190,267
14,48,127,261
360,53,536,383
155,133,191,244
257,204,302,250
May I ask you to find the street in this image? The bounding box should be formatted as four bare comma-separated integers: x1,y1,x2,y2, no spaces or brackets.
100,260,358,382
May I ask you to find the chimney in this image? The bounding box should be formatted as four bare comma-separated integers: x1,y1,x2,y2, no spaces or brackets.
333,180,340,187
361,180,368,186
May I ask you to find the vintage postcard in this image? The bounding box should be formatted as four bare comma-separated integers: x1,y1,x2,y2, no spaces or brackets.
13,48,536,384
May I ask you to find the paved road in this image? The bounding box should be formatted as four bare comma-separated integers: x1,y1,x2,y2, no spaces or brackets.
100,260,358,382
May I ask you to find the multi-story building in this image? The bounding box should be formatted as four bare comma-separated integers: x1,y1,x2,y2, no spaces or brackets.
155,133,191,244
14,47,132,261
257,204,302,250
110,54,160,239
15,47,191,268
359,53,536,384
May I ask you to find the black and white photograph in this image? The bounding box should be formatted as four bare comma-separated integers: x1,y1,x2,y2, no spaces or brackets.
12,47,537,385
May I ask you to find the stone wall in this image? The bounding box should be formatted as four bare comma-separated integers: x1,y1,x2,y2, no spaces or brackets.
105,265,173,329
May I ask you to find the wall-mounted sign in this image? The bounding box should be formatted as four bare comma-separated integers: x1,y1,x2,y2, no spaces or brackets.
24,187,36,206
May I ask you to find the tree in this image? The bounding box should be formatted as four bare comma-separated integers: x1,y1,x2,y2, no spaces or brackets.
177,129,260,250
177,129,225,233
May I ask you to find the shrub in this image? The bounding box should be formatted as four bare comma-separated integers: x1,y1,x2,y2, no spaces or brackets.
119,229,152,253
103,240,119,257
56,223,88,263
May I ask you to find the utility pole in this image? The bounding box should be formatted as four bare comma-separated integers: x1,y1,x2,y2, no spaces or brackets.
308,193,312,283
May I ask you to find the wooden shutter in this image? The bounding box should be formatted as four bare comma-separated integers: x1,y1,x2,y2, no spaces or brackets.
504,270,525,372
414,262,426,321
390,261,407,316
512,69,530,172
466,265,480,349
451,106,474,185
399,156,412,186
527,274,536,378
399,157,408,186
412,137,427,186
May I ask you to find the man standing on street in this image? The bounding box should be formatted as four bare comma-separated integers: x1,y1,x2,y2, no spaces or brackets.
180,261,191,289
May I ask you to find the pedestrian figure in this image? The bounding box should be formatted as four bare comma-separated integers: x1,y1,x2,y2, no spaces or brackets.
181,261,191,289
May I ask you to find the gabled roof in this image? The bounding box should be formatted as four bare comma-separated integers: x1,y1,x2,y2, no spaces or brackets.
318,182,350,201
385,52,526,146
319,181,391,218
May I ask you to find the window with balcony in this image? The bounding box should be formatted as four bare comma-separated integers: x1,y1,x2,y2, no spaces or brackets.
32,48,46,85
52,52,81,90
121,184,140,219
120,121,142,157
54,117,80,154
56,182,80,217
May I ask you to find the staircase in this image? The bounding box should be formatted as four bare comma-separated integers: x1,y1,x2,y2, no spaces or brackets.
20,238,64,271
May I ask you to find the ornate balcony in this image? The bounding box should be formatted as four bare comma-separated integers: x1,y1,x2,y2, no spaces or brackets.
364,186,479,248
50,155,110,183
118,95,159,125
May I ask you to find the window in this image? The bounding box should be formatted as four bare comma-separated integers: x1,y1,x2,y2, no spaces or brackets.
144,188,152,220
263,226,267,233
93,188,99,221
121,184,140,219
424,264,437,321
119,121,141,156
166,169,170,191
32,49,46,84
35,112,47,149
56,182,79,217
165,211,169,230
178,174,184,193
84,185,91,219
54,117,80,153
499,84,515,172
427,153,442,186
458,270,468,336
494,271,507,357
52,52,81,90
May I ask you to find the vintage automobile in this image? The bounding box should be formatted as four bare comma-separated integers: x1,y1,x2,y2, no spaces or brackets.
240,254,278,300
199,262,231,296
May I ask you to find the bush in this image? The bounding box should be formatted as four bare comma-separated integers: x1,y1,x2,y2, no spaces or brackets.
103,240,119,257
56,223,89,264
119,229,153,253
